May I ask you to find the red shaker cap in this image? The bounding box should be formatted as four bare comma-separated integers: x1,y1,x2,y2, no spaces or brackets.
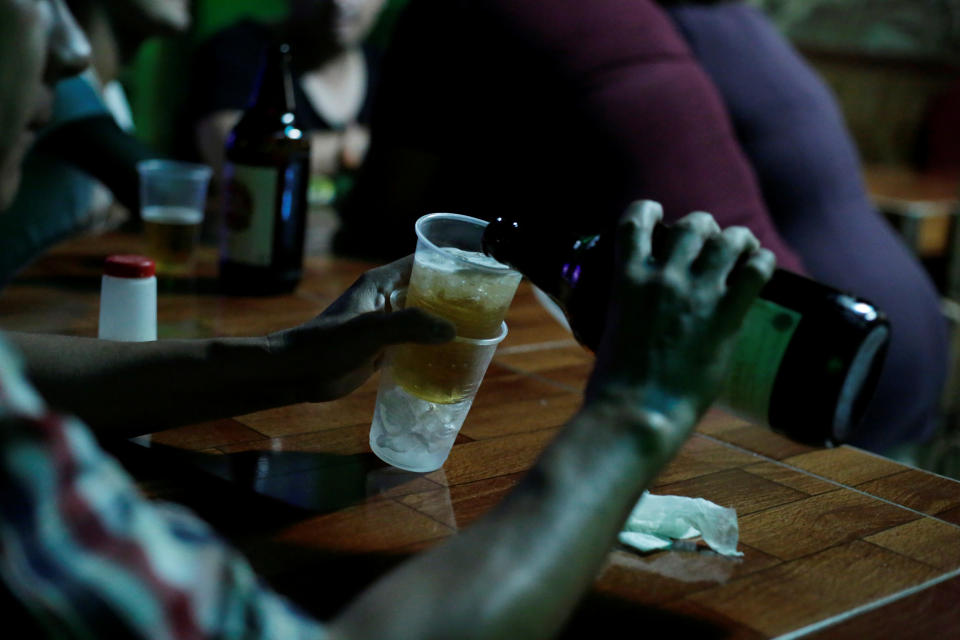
104,254,156,278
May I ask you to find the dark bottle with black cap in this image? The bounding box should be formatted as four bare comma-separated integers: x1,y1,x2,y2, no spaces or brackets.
481,216,890,445
219,43,310,295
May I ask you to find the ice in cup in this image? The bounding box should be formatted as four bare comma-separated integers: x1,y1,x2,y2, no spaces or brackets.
369,213,521,471
370,314,507,472
137,160,213,274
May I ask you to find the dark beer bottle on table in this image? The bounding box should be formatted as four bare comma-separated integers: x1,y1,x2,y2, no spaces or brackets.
219,43,309,295
481,217,891,446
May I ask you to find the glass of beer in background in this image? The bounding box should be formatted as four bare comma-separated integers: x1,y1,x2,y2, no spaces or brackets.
369,213,521,472
137,160,212,275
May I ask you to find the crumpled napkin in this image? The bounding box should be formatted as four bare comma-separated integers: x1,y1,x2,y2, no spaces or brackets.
618,491,743,557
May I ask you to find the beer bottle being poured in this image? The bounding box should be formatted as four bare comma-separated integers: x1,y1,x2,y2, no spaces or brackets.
219,43,310,295
481,215,891,446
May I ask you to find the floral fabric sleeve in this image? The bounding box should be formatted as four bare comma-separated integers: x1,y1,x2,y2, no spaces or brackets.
0,336,327,639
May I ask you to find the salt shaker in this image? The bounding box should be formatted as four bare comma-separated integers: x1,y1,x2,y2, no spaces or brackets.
98,254,157,342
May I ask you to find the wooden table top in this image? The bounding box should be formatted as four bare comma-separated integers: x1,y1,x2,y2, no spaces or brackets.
3,232,960,638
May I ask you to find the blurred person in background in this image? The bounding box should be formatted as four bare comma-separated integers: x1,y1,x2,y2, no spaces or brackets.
192,0,388,190
0,1,778,637
656,0,949,454
337,0,949,455
0,0,191,286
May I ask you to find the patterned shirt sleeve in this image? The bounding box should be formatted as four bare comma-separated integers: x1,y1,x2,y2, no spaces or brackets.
0,336,328,639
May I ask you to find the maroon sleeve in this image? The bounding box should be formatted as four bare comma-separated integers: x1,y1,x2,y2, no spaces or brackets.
475,0,805,271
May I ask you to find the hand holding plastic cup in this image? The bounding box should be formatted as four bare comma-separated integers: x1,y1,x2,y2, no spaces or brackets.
369,213,521,472
137,159,213,274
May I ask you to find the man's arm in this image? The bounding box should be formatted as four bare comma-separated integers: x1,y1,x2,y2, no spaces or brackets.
5,256,454,436
6,332,282,436
331,400,688,640
328,202,776,640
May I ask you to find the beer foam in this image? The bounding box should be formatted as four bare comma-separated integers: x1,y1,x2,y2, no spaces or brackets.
142,205,203,225
418,247,512,272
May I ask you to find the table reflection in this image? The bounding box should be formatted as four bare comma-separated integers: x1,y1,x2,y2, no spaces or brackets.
131,434,455,522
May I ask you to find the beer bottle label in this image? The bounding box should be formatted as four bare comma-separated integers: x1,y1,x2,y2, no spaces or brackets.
718,299,801,424
222,163,278,266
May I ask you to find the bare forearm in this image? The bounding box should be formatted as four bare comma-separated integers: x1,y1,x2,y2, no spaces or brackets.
330,398,694,640
195,110,241,176
6,331,292,436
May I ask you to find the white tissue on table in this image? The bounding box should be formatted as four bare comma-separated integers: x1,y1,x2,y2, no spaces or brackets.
618,491,743,557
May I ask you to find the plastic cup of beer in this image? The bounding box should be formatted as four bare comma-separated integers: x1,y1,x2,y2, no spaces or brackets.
407,212,521,339
370,290,509,472
369,213,521,471
137,160,213,274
